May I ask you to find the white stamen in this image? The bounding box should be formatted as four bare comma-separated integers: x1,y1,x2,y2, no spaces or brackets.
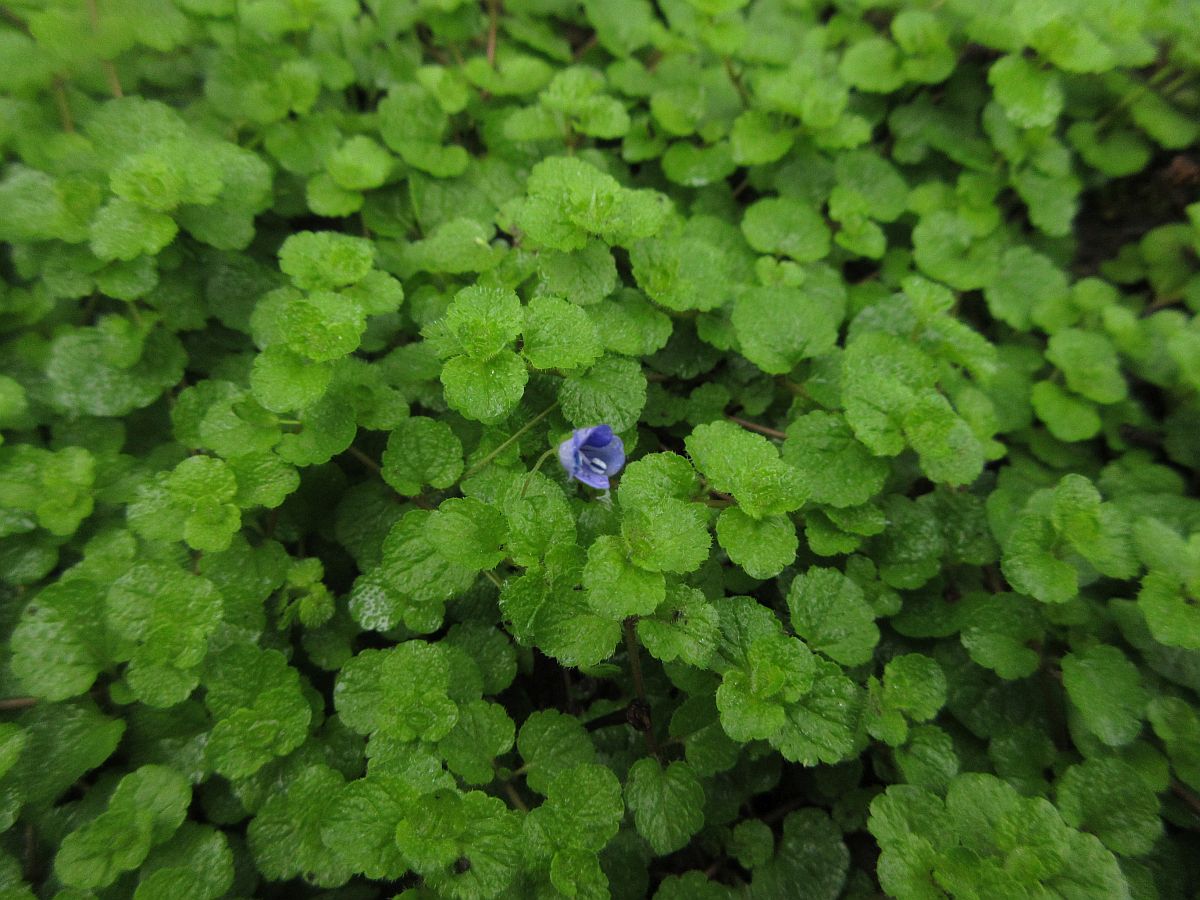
587,456,608,473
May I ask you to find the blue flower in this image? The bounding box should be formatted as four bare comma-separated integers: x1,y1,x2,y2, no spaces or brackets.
558,425,625,489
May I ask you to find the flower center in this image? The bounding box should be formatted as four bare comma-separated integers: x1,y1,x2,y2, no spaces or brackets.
585,455,608,474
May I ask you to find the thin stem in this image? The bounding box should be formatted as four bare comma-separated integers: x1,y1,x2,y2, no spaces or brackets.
0,3,31,34
761,796,806,825
85,0,124,98
722,56,750,106
462,401,558,479
485,0,500,68
501,779,529,813
725,415,786,440
347,446,381,474
482,570,502,588
1095,67,1180,131
623,619,661,760
52,78,75,133
519,447,556,498
573,33,598,62
0,697,38,711
1171,780,1200,818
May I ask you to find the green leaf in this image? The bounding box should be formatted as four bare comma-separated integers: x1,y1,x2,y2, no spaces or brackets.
1056,757,1162,857
881,654,946,722
840,37,904,93
636,584,720,668
559,355,647,433
247,764,353,888
402,218,503,274
984,246,1070,331
326,135,393,191
499,568,622,667
250,345,333,413
1062,645,1148,747
9,700,125,807
427,498,507,571
441,284,524,361
398,790,522,898
630,216,753,313
322,776,412,880
334,642,459,742
988,55,1064,128
787,567,879,666
1001,508,1079,605
730,110,794,166
109,765,192,844
351,509,477,632
501,472,576,566
1148,697,1200,791
741,198,831,263
1031,380,1101,442
56,765,191,890
587,290,673,357
832,149,908,222
0,724,27,780
378,84,469,176
895,724,959,793
685,421,806,518
90,198,178,261
1138,571,1200,650
164,456,241,552
538,241,618,306
902,390,985,486
438,700,516,785
840,332,937,456
441,351,529,424
732,280,845,375
522,295,604,371
56,808,155,890
583,534,666,619
781,412,889,509
911,210,1002,291
278,230,375,290
1045,329,1127,405
550,847,609,899
136,824,235,900
621,500,712,574
661,141,737,188
517,710,598,796
381,416,463,496
203,645,312,778
772,657,862,765
624,759,705,855
716,507,798,579
958,592,1044,679
279,290,367,362
582,0,657,56
531,763,624,853
11,579,107,701
514,156,669,251
751,808,849,900
106,562,224,707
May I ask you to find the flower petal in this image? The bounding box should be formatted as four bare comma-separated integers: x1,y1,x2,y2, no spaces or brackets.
587,435,625,471
571,425,601,450
557,437,578,477
573,466,610,489
583,425,614,448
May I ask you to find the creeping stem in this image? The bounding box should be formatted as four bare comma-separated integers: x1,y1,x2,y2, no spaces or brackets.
462,400,558,479
623,619,661,760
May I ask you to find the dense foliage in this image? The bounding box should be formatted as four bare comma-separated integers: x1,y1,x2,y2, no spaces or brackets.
1,0,1200,896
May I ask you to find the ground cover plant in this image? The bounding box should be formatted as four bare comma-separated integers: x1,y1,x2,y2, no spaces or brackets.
1,0,1199,896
